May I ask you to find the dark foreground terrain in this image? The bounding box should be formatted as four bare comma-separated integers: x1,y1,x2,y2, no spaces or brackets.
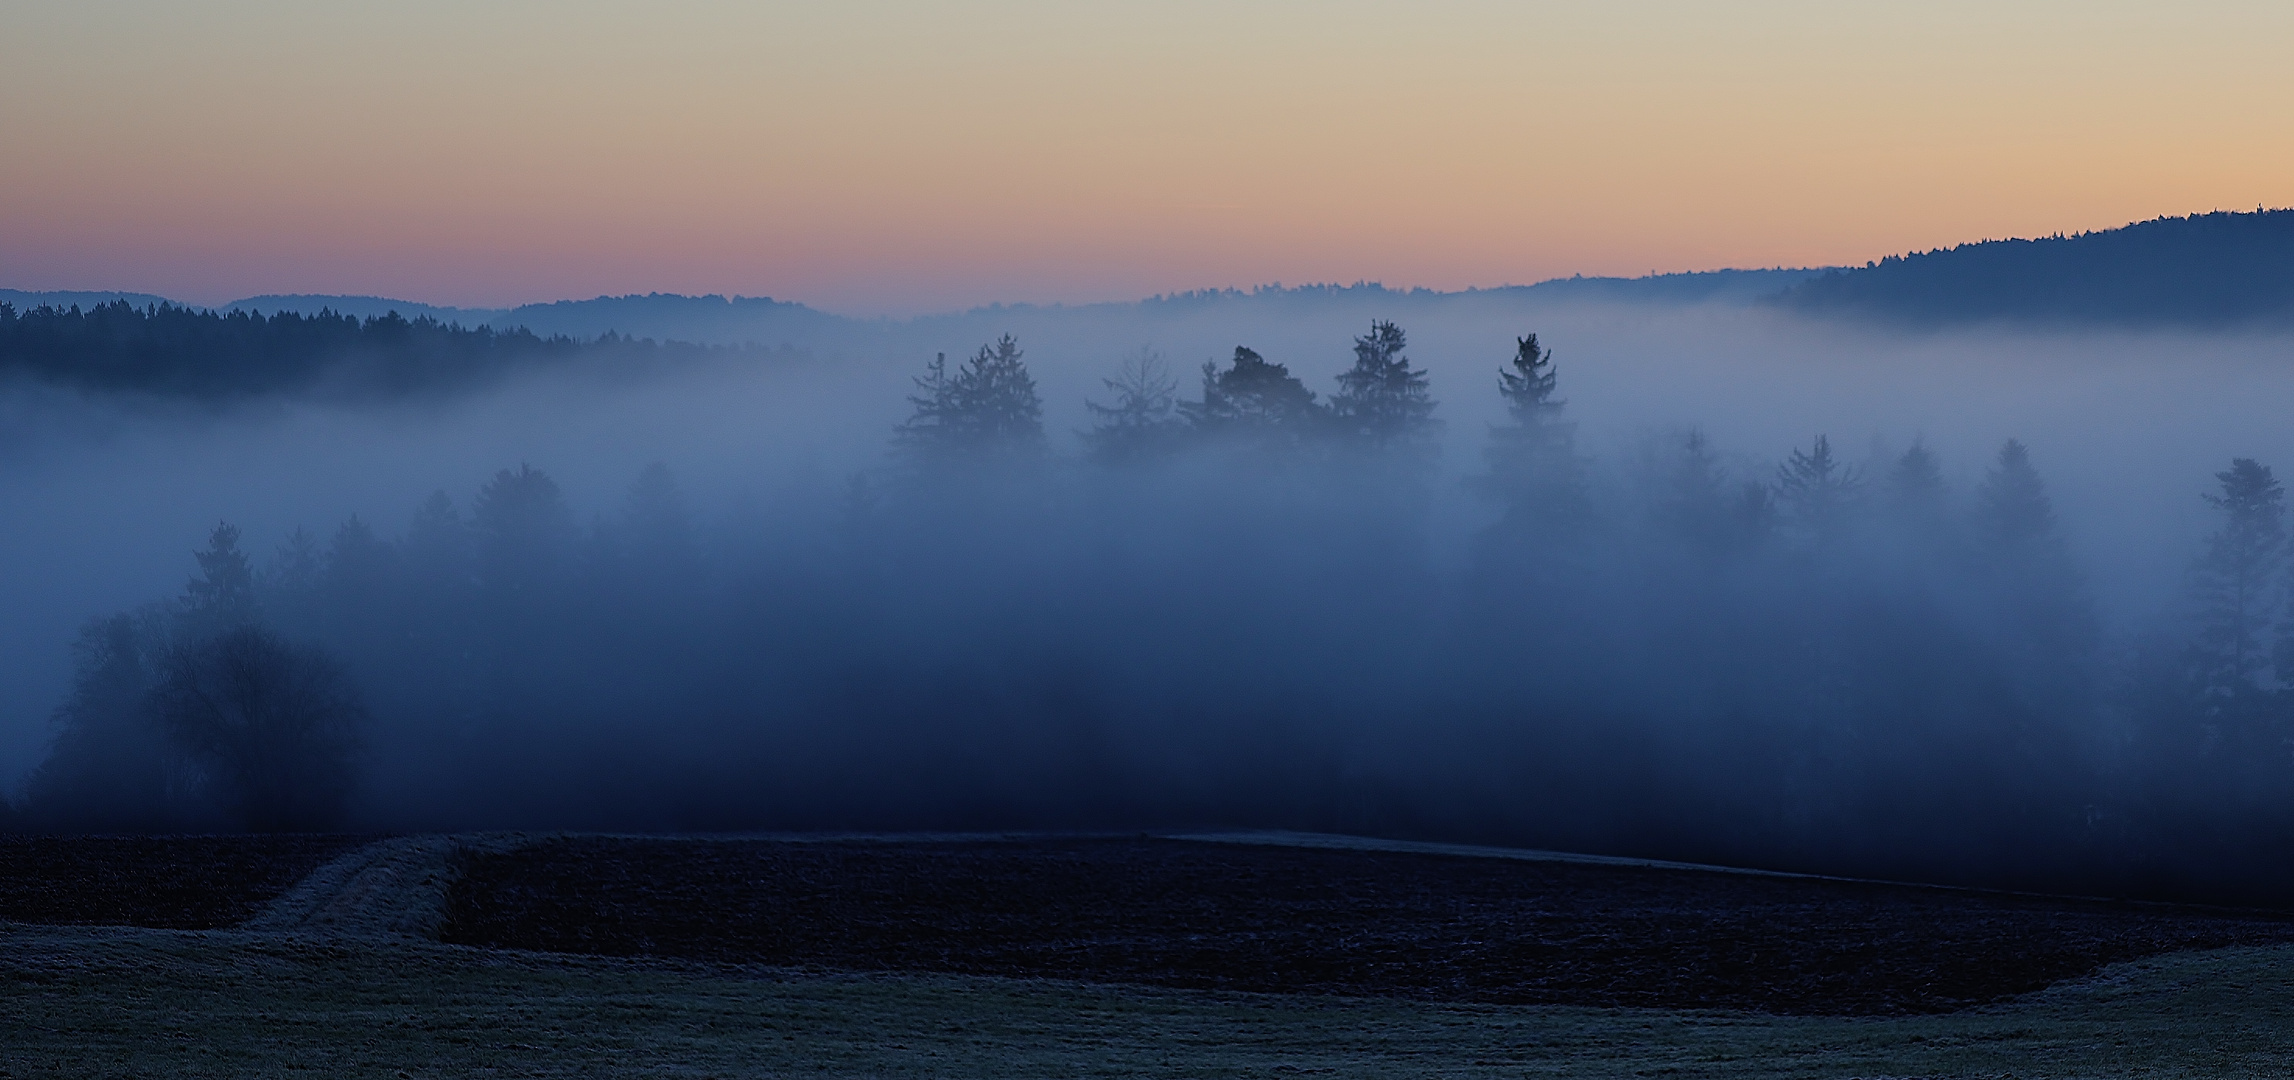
0,833,371,929
10,832,2294,1076
440,835,2294,1015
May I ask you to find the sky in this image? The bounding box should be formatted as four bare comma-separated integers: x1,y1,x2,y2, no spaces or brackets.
3,1,2291,316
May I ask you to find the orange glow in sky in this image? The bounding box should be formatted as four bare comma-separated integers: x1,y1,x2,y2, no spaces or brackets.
4,1,2291,315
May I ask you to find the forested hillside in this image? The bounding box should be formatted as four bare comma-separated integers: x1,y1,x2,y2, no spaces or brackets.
1782,209,2294,326
0,301,779,400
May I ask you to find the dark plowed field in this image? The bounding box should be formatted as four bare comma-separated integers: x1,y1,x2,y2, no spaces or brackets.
438,836,2294,1015
0,834,373,929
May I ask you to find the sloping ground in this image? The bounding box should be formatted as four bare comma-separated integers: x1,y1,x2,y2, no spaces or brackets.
4,923,2293,1078
241,833,528,939
0,834,374,929
437,835,2294,1015
7,831,2294,1076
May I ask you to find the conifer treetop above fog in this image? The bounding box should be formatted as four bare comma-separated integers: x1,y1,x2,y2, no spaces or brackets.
11,204,2287,406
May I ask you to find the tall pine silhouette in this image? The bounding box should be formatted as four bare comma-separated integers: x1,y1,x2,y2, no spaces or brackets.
1328,321,1437,457
1474,334,1585,536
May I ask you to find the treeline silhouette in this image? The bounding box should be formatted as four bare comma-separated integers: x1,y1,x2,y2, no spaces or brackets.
0,300,773,399
1782,208,2294,326
13,322,2294,905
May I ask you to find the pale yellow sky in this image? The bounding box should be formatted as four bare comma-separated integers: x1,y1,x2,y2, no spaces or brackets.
3,1,2289,314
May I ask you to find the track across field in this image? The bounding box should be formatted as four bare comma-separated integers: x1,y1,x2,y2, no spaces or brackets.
438,834,2294,1015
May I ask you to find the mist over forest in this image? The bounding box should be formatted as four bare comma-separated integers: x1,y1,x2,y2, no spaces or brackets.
10,253,2294,904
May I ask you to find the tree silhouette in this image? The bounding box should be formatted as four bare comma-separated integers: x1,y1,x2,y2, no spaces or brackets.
1474,333,1585,534
472,463,577,600
20,613,183,831
1974,441,2058,552
150,625,364,831
1179,346,1324,445
1875,440,1961,571
0,298,763,401
1328,321,1437,455
1970,440,2096,704
602,462,702,594
1774,435,1862,541
894,335,1046,467
2189,458,2286,697
1886,441,1948,520
1083,351,1184,464
182,522,259,637
1782,208,2294,327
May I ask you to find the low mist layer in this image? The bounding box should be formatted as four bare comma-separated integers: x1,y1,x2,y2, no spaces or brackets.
7,294,2294,904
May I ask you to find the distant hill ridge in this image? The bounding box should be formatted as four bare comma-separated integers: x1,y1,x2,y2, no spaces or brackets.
223,292,851,347
14,208,2292,340
7,272,1828,349
223,274,1824,343
0,301,757,400
1780,209,2294,327
1115,269,1822,312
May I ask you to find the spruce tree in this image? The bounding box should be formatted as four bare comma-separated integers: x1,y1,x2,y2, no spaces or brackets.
1881,440,1956,558
2190,458,2285,696
1974,440,2057,552
182,522,259,636
1886,441,1948,518
1328,321,1437,456
1474,333,1585,535
894,335,1046,468
320,514,400,658
472,463,576,599
1774,435,1861,541
1970,440,2096,706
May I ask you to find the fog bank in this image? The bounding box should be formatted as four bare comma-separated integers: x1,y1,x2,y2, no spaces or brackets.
8,294,2294,900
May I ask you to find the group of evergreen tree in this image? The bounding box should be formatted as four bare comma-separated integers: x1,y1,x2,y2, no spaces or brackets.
15,318,2294,903
1071,322,1440,461
0,300,769,399
22,523,362,831
2118,458,2294,888
899,322,1444,470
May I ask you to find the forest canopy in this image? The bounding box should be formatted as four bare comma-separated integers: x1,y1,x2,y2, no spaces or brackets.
0,300,774,400
1780,209,2294,327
